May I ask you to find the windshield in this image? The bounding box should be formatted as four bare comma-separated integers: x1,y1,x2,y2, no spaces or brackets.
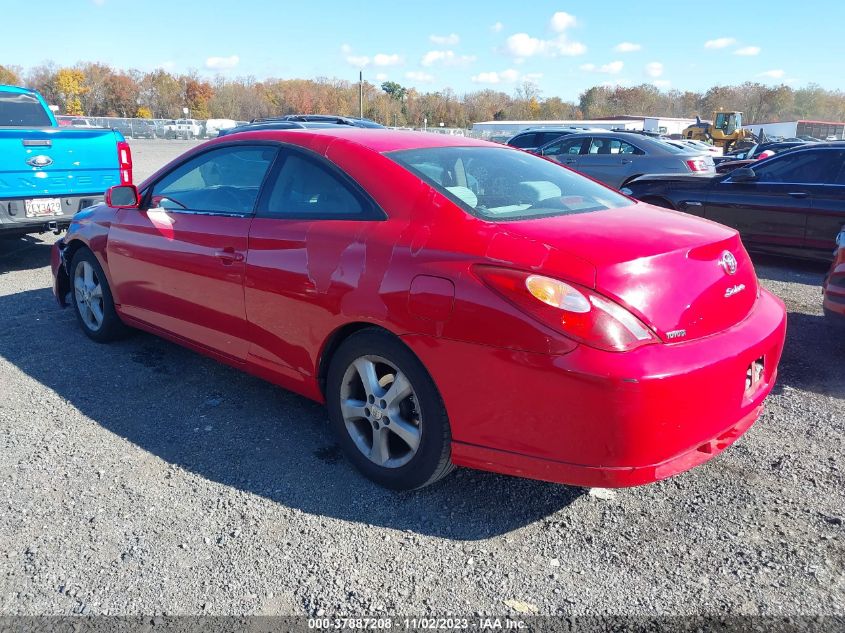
389,146,634,221
0,90,52,127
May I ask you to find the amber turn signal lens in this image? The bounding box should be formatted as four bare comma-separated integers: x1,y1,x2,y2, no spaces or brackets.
525,275,591,313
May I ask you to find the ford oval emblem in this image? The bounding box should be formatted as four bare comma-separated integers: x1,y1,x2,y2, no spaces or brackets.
719,251,738,276
26,155,54,168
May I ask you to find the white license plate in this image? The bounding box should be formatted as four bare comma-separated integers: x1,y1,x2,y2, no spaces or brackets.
25,198,63,218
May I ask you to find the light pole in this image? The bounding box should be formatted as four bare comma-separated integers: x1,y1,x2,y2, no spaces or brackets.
359,71,363,119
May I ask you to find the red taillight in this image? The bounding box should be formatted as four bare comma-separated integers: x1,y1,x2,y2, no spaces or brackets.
117,140,133,184
475,267,657,352
685,158,709,172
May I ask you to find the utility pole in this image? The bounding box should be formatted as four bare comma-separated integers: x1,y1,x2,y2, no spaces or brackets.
359,71,363,119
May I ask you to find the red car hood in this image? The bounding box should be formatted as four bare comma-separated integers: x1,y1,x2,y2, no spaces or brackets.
487,202,758,342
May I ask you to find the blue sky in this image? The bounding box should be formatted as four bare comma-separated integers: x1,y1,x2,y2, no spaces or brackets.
3,0,844,100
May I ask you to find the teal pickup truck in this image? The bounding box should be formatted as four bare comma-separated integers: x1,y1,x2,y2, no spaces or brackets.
0,84,132,237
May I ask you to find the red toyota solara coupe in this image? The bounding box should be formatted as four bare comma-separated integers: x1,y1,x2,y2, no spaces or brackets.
51,129,787,490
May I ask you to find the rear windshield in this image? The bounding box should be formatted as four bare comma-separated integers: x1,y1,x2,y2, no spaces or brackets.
0,90,52,127
653,139,692,154
388,146,634,221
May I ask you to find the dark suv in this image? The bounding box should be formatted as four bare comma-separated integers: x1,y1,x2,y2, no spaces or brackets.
507,127,604,153
258,114,384,128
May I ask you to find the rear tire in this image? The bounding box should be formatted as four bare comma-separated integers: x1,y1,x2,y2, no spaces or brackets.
69,248,129,343
326,328,454,490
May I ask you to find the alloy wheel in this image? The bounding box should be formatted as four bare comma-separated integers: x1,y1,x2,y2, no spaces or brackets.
339,355,422,468
73,260,104,332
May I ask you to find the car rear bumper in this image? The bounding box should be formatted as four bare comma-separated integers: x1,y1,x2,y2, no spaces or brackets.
403,288,787,488
823,254,845,320
0,195,102,236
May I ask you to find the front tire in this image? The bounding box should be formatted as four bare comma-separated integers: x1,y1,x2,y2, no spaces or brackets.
70,248,128,343
326,329,454,490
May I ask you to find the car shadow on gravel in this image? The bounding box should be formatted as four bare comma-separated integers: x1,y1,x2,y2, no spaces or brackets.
752,254,829,286
774,311,845,400
0,288,582,540
0,235,54,275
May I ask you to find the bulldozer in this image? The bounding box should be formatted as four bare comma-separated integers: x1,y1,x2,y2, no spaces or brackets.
682,111,755,152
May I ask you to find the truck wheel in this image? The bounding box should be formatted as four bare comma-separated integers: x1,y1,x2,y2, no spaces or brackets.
70,248,129,343
326,328,454,490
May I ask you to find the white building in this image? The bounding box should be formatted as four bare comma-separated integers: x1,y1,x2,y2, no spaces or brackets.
742,120,845,141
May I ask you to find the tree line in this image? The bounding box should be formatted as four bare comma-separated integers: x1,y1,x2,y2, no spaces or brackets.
2,62,845,126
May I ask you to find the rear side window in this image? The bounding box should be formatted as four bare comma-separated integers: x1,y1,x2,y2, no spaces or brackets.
508,133,537,149
0,90,52,127
542,137,586,156
389,146,634,221
587,138,642,155
751,149,843,184
261,153,368,218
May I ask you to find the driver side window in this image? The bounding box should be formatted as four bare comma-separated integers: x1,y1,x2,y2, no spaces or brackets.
543,137,585,156
151,145,277,214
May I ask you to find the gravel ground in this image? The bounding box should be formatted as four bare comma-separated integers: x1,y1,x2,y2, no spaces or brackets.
0,139,842,617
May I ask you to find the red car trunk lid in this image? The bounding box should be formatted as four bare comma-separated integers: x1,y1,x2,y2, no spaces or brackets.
489,203,759,342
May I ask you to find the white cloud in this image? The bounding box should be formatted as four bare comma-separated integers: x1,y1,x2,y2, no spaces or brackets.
549,11,577,32
491,22,504,33
734,46,761,56
346,55,370,68
157,61,175,71
205,55,239,70
704,37,736,49
503,11,585,61
373,53,403,67
429,33,459,46
505,32,585,60
652,79,671,88
341,46,402,68
645,62,664,78
471,68,522,84
375,72,389,81
580,61,624,74
405,71,435,83
506,33,547,58
759,69,785,79
421,50,476,67
614,42,642,53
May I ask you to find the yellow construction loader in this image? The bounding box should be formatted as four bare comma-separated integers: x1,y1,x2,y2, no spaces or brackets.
682,111,755,152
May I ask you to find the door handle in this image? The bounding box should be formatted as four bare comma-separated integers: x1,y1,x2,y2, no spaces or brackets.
214,248,245,265
788,192,809,198
621,159,633,164
563,158,578,164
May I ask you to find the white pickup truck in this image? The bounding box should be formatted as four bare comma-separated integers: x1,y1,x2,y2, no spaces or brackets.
163,119,203,139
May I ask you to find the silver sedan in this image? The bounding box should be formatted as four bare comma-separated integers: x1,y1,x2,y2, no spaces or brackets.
536,131,715,189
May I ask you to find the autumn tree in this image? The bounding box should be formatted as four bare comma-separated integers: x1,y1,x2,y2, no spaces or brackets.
185,77,213,119
53,69,88,115
0,65,22,85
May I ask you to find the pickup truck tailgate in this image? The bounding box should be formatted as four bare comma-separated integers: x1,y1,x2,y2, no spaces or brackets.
0,127,121,199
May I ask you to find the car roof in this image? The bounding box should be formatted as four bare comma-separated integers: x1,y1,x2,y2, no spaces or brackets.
220,127,495,153
536,130,676,151
0,84,37,95
514,127,601,134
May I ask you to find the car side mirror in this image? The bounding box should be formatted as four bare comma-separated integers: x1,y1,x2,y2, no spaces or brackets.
105,184,140,208
730,167,757,182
